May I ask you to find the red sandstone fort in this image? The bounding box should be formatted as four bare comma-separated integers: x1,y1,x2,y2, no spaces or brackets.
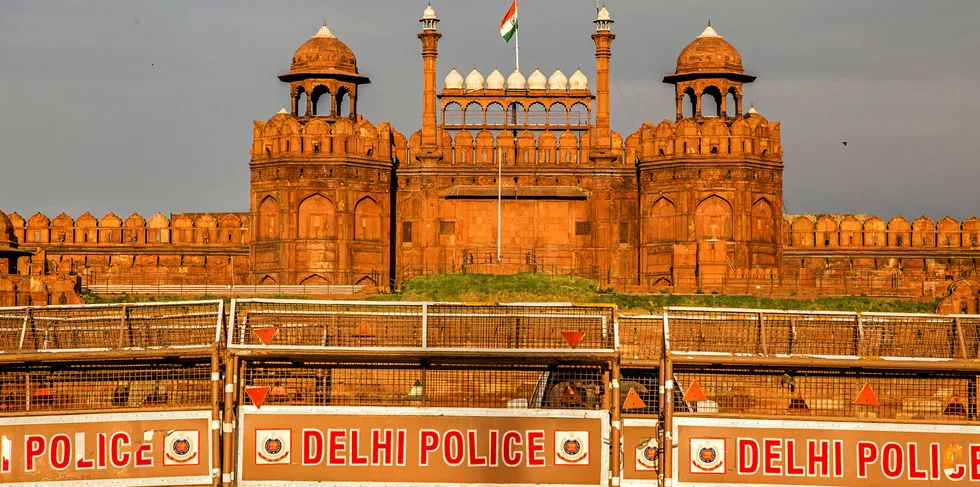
0,6,977,311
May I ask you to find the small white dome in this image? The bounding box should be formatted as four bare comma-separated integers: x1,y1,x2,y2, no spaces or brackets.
548,67,568,90
698,20,720,38
485,67,505,89
527,67,547,90
506,69,526,90
569,67,588,90
422,3,437,19
464,67,485,91
747,103,759,115
444,66,463,89
314,20,336,39
597,6,611,21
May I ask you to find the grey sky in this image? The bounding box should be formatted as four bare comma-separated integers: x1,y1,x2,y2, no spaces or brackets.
1,0,978,221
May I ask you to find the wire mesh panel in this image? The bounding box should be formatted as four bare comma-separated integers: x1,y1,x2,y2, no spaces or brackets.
673,366,978,422
959,315,980,359
861,313,959,359
667,308,764,354
0,361,213,414
619,315,663,361
761,311,860,356
619,369,662,416
3,301,223,353
241,362,606,410
230,300,424,348
426,304,615,350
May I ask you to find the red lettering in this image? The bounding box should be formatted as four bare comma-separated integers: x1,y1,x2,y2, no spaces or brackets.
468,430,488,466
763,438,782,476
74,433,94,470
833,440,844,477
419,430,439,467
970,444,980,481
488,430,499,467
371,429,393,466
396,430,406,466
110,432,131,468
50,434,71,470
135,444,153,468
930,443,941,480
785,439,804,476
882,442,903,479
349,430,369,466
807,439,830,477
856,441,878,479
443,430,464,466
907,443,927,480
25,435,45,472
526,430,545,467
502,431,523,467
303,429,324,466
737,438,759,475
96,433,107,469
327,429,346,466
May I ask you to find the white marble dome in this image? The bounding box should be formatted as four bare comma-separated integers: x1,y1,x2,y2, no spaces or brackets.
486,67,505,89
597,6,611,21
444,66,463,89
506,69,526,90
569,67,588,90
464,67,485,91
422,3,437,19
548,67,567,90
527,67,547,90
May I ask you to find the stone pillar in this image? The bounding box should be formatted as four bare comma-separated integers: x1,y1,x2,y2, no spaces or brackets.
418,25,442,148
592,23,615,150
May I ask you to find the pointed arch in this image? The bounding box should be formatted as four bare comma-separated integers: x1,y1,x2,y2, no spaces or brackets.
260,275,277,285
300,274,331,285
695,195,733,240
298,193,336,239
649,197,676,242
912,216,936,247
257,195,280,241
751,198,775,243
790,217,815,247
815,216,838,247
353,196,382,241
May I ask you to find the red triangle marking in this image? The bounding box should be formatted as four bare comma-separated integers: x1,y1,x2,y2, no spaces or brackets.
683,379,708,402
561,331,585,348
854,383,879,406
245,386,271,409
623,387,647,410
252,327,278,346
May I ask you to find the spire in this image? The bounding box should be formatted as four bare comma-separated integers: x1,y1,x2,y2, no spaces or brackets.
314,20,336,39
698,20,720,39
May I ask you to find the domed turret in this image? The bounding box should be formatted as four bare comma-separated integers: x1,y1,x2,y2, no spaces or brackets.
674,21,743,75
506,70,526,90
288,21,361,77
569,67,588,90
464,67,485,90
548,67,568,90
444,66,463,89
527,67,547,90
486,67,505,89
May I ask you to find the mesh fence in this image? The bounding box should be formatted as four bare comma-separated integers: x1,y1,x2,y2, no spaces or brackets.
960,316,980,359
0,302,222,353
230,300,616,351
673,366,977,422
0,361,213,414
619,369,662,416
861,313,959,359
619,315,664,361
241,363,606,410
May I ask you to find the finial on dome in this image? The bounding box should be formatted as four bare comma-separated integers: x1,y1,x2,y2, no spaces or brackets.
707,19,711,27
698,21,720,38
747,103,759,115
278,108,288,114
314,21,336,39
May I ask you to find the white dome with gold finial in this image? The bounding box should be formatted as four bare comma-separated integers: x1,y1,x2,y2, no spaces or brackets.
548,66,568,90
569,67,588,90
422,3,437,20
444,66,463,89
486,66,505,89
598,5,611,21
464,67,485,91
506,69,526,90
527,67,547,90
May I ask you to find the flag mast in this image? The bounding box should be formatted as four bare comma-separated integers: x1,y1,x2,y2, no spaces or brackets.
515,0,520,72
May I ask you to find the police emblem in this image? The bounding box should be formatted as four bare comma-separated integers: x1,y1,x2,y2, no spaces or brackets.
163,430,199,466
255,429,291,465
689,438,725,474
554,431,590,465
635,437,660,472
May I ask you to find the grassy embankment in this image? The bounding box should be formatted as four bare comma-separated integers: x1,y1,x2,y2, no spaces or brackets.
82,273,939,313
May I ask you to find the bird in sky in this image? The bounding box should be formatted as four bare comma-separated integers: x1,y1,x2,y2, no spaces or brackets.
842,141,848,146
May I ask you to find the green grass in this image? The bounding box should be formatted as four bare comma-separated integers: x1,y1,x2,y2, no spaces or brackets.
81,274,940,313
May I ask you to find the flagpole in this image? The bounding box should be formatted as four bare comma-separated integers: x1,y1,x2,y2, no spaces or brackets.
515,0,520,72
497,147,502,263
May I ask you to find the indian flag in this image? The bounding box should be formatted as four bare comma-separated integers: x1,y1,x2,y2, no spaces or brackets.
500,0,518,43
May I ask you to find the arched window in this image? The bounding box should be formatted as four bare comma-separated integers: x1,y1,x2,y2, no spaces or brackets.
752,198,774,243
298,194,335,239
257,196,280,241
695,195,733,240
353,197,382,241
650,198,676,241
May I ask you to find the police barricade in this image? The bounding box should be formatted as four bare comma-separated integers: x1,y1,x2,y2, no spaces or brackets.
661,307,980,487
0,300,225,487
225,299,619,487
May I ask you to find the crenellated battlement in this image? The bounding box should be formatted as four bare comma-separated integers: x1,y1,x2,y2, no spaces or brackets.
251,112,407,164
6,211,250,247
785,214,980,249
632,112,782,163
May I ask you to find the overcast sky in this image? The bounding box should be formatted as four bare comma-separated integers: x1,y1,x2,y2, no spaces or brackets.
1,0,978,221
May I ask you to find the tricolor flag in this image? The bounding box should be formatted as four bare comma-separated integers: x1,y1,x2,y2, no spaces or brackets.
500,1,518,43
